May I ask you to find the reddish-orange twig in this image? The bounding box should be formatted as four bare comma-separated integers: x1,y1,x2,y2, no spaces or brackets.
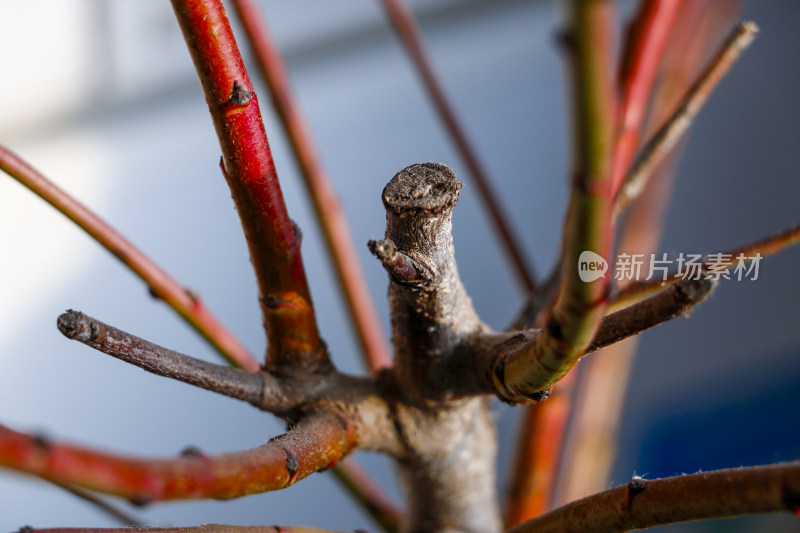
331,457,403,533
611,0,683,194
0,145,258,372
616,21,758,212
0,415,355,503
229,0,391,371
505,371,576,526
379,0,537,295
170,0,322,371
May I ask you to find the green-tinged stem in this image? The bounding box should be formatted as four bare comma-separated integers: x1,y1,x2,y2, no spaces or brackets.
492,0,617,403
170,0,323,371
0,145,258,372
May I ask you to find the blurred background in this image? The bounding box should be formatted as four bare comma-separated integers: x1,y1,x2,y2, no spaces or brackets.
0,0,798,531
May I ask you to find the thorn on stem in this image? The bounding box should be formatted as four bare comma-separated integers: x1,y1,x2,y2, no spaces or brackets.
226,80,253,107
291,220,303,249
285,450,299,484
180,445,205,458
33,433,51,451
368,238,425,284
128,495,152,507
781,480,800,514
626,475,647,508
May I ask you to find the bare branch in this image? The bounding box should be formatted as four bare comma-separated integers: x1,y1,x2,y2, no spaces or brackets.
47,480,145,527
589,277,716,353
615,21,758,213
379,0,537,295
0,145,258,372
459,277,715,401
170,0,324,371
510,462,800,533
56,310,286,411
372,163,501,531
331,458,403,533
229,0,392,372
0,414,356,503
611,224,800,313
505,371,576,527
492,0,618,403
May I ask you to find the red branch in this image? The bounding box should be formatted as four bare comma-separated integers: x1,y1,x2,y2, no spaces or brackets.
170,0,322,370
379,0,537,294
0,415,356,503
0,145,258,372
611,0,683,194
229,0,392,371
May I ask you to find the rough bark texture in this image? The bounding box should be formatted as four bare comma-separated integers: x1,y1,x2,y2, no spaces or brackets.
371,163,501,532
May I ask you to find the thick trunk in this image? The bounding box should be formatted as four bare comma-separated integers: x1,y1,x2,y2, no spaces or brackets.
371,163,501,532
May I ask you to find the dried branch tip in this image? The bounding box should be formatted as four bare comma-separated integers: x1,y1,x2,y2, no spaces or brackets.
382,162,462,217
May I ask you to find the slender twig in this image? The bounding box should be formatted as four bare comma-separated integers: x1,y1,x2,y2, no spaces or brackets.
0,145,258,372
55,310,289,412
330,458,403,533
505,0,681,504
48,480,145,527
610,224,800,313
170,0,323,371
589,277,716,353
510,462,800,533
379,0,537,295
492,0,617,403
505,371,576,527
22,526,346,533
616,21,758,213
554,149,683,508
0,414,356,503
230,0,392,372
611,0,683,194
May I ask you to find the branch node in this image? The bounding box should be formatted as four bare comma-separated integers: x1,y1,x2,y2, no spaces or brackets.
56,309,84,339
128,495,153,508
285,449,300,484
628,475,647,496
180,445,206,459
781,480,800,514
368,238,427,285
33,433,51,451
225,80,254,107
